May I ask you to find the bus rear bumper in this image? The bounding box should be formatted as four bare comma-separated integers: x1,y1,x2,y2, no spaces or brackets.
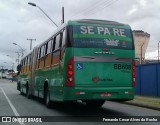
63,87,135,101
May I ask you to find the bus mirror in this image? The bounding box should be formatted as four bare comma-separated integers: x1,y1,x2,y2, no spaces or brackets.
17,64,22,72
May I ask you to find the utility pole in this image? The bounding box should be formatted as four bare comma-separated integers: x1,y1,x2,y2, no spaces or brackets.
62,7,64,24
27,38,36,50
140,43,144,64
15,52,21,65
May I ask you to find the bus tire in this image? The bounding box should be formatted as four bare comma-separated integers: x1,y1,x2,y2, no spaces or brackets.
20,87,23,95
44,87,51,108
20,84,23,95
17,82,20,91
86,100,105,108
26,83,32,99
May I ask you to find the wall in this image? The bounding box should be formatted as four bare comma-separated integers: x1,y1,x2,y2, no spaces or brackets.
136,63,160,96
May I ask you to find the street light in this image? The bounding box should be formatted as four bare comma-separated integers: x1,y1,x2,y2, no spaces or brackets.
13,43,25,57
28,2,58,27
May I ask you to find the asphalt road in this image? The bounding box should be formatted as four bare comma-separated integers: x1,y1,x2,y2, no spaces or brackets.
0,79,159,125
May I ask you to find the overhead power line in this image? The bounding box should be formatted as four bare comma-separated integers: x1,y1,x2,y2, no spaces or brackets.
83,0,119,18
69,0,119,19
68,0,106,18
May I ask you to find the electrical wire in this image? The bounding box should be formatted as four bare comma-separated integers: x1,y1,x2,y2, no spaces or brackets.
83,0,119,18
68,0,119,19
68,0,107,18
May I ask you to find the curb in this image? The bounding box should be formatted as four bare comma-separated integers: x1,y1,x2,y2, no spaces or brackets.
122,102,160,111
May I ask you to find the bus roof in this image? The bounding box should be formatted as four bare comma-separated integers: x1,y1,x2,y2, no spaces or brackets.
67,19,129,27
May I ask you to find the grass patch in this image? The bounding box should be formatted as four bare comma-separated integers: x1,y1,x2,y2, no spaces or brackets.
128,95,160,108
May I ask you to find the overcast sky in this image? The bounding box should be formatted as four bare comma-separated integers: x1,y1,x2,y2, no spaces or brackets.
0,0,160,69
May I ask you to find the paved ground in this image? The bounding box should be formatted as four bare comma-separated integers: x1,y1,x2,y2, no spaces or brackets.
0,79,160,125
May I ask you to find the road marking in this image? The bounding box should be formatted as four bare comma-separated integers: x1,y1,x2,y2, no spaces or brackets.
0,87,25,125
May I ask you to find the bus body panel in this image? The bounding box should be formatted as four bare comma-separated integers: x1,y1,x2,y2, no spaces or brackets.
73,48,133,87
17,19,136,103
62,87,135,101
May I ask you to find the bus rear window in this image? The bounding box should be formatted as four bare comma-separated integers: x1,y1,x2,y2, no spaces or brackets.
72,25,134,50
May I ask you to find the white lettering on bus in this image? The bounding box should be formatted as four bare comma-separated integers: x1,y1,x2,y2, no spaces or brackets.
113,28,120,36
80,26,87,34
119,29,126,37
87,26,94,34
80,26,94,34
104,39,119,46
97,27,110,35
80,26,126,37
113,28,126,37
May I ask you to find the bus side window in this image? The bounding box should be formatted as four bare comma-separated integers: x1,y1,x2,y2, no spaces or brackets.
44,40,52,67
29,54,32,71
47,40,52,54
22,58,25,72
40,46,45,58
39,45,45,68
55,34,60,50
25,56,28,72
52,34,60,65
59,31,63,60
22,60,24,73
59,32,63,48
52,37,56,51
37,48,41,69
51,37,55,65
62,29,66,49
38,48,41,59
21,60,23,73
44,43,48,56
60,29,66,60
23,58,26,72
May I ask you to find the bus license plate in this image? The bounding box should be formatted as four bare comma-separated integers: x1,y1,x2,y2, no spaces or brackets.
100,93,111,97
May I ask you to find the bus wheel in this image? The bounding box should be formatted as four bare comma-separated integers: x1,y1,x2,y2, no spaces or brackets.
17,82,20,91
19,84,23,95
26,83,32,99
44,88,51,108
85,100,105,108
20,87,23,95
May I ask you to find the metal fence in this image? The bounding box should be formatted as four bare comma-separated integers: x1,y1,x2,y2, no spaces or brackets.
136,63,160,97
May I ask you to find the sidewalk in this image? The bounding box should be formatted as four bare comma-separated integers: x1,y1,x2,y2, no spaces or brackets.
123,95,160,111
0,79,16,83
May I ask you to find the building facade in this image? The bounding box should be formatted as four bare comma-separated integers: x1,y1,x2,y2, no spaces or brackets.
132,30,150,64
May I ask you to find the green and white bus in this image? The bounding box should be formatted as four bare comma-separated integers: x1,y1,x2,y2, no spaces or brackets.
17,19,136,108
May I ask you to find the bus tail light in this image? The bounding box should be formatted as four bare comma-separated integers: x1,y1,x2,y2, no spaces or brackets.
132,59,136,87
66,57,74,87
